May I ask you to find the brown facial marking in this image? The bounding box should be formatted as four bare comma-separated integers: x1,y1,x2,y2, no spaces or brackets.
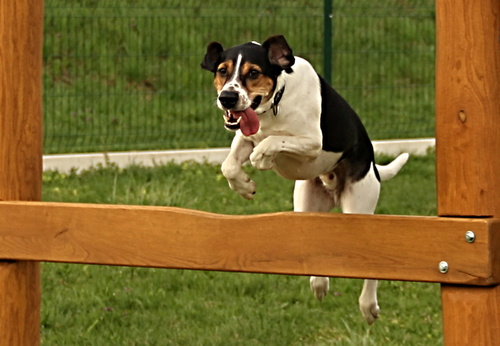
213,60,234,92
241,63,275,103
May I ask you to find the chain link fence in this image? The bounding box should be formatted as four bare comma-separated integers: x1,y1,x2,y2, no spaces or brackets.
43,0,435,154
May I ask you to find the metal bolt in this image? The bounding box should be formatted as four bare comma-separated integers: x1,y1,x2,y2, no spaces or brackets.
439,261,449,274
465,231,476,243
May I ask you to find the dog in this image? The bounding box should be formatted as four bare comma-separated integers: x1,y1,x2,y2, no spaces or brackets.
201,35,408,324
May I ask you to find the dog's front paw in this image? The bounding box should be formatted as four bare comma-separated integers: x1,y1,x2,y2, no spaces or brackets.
249,150,275,170
359,300,380,325
228,177,256,200
310,276,329,301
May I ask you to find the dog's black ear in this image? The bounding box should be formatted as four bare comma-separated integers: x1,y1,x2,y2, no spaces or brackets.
262,35,295,73
201,42,224,73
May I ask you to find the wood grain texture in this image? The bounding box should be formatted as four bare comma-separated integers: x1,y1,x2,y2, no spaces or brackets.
441,285,500,346
0,261,41,346
0,1,44,345
0,1,44,202
435,0,500,217
436,0,500,344
0,201,498,285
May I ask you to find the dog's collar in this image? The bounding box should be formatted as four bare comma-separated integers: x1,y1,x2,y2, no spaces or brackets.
258,84,286,116
272,85,285,115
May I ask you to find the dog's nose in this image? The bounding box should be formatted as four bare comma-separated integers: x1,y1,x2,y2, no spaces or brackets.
219,91,239,109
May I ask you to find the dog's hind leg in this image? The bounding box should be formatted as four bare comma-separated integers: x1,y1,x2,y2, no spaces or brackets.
293,178,335,301
339,163,381,324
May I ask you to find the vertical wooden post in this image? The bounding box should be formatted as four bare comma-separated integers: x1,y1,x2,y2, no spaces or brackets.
436,0,500,344
0,1,44,345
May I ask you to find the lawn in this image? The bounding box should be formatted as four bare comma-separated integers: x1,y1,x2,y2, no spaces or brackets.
41,153,441,345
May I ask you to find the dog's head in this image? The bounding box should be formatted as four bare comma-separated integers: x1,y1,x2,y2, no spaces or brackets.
201,35,295,136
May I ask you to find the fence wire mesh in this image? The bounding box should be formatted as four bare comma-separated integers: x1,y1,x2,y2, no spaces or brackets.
43,0,435,154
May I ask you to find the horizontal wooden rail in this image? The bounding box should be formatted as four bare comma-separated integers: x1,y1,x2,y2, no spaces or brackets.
0,201,498,285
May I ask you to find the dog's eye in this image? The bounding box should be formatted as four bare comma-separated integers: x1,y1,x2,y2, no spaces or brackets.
217,67,227,76
247,69,261,79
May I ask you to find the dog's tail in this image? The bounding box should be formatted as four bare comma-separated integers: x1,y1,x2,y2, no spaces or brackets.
376,153,409,182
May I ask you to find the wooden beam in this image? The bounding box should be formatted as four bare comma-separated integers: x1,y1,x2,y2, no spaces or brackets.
441,285,500,345
436,0,500,344
0,261,41,345
436,0,500,217
0,1,44,345
0,201,498,285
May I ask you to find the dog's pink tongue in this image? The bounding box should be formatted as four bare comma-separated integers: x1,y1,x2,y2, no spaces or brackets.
233,108,260,136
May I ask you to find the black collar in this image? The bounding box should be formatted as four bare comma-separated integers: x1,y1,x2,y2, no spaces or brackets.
258,85,285,116
272,85,285,115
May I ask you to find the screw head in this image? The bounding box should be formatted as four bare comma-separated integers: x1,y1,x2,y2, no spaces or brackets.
465,231,476,243
439,261,449,274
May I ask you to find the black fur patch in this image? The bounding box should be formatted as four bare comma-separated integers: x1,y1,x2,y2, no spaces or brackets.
318,75,379,183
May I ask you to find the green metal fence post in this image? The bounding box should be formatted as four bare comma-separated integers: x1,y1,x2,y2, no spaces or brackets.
323,0,333,84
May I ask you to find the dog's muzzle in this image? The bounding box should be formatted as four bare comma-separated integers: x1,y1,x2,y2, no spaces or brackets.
221,96,262,136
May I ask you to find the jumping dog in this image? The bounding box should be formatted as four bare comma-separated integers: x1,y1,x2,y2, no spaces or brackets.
201,35,408,324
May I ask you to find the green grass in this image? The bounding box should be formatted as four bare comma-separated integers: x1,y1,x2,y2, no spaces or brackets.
43,1,435,154
41,153,442,345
